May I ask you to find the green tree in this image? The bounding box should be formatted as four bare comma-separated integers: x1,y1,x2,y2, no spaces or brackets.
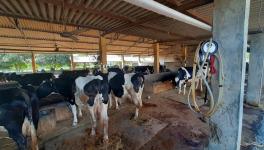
0,53,31,72
36,54,70,70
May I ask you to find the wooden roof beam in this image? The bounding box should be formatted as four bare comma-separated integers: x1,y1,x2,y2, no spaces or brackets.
0,35,153,49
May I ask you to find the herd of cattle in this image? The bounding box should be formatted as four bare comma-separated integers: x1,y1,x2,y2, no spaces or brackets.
0,68,144,150
0,63,207,150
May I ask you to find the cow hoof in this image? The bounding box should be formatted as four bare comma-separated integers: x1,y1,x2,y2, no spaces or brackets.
72,122,78,127
103,137,109,144
90,130,95,136
116,107,120,110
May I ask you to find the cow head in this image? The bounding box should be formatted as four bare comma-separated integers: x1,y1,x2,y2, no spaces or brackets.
175,68,185,87
131,73,144,93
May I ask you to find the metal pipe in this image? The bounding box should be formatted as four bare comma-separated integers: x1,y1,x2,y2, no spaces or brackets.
123,0,212,31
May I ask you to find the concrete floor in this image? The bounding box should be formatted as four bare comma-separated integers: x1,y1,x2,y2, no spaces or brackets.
40,89,210,150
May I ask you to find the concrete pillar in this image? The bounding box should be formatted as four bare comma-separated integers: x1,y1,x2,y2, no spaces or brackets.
153,43,160,73
99,36,107,72
70,54,75,70
209,0,250,149
246,34,264,106
31,52,36,73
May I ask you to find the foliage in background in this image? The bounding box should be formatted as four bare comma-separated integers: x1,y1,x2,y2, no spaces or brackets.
0,53,31,72
36,54,71,71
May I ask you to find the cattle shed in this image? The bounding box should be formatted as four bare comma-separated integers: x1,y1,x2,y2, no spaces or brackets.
0,0,264,150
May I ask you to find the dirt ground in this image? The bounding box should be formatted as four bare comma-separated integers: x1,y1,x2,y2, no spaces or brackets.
40,89,210,150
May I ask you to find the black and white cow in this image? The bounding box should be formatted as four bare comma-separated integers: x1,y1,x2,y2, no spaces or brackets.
74,74,109,141
175,64,208,95
0,85,39,150
175,67,193,95
108,69,144,119
5,73,54,87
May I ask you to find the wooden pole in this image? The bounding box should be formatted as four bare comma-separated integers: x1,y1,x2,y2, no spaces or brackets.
121,55,125,68
99,36,107,72
153,43,160,73
31,52,36,73
70,54,75,70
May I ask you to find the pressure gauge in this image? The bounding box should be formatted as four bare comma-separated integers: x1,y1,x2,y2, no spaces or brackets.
201,40,218,55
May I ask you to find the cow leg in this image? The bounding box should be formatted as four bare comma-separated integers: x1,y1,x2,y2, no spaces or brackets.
134,106,140,119
7,126,27,150
11,133,27,150
30,122,38,150
195,79,199,89
88,106,96,136
108,94,112,109
178,81,182,94
74,92,83,118
129,91,142,119
200,79,203,91
70,104,78,126
100,103,109,142
77,106,83,118
183,83,187,95
114,96,119,110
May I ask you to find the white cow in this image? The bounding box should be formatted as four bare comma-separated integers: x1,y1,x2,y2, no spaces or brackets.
108,71,144,119
74,75,109,141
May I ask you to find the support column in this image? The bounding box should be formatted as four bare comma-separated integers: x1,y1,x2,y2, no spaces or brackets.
121,55,125,68
153,43,160,73
182,45,187,66
70,54,75,70
99,36,107,72
31,52,36,73
246,34,264,106
209,0,250,149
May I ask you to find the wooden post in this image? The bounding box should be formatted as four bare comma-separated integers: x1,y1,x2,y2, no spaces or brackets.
154,43,160,73
31,52,36,73
182,45,187,66
99,36,107,72
121,55,125,68
70,54,75,70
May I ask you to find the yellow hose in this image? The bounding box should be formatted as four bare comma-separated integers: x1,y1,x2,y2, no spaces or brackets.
187,40,224,117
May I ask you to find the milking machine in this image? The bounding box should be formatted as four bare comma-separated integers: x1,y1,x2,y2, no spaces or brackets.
187,39,224,117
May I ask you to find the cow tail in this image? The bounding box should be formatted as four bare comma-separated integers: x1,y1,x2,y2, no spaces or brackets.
21,91,38,150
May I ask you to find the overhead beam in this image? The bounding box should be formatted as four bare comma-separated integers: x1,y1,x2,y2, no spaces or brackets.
0,35,154,49
103,0,212,35
0,24,154,44
124,0,211,30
